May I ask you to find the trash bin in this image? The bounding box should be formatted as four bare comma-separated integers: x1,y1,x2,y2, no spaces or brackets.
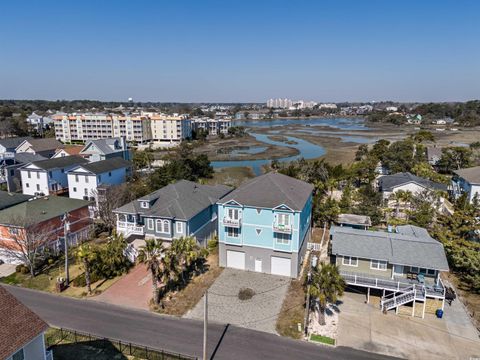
436,309,443,318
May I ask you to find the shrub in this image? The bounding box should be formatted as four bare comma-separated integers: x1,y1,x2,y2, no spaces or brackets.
15,264,30,274
71,272,102,287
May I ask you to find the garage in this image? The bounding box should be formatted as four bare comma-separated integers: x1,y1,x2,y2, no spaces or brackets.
271,256,291,277
226,250,245,270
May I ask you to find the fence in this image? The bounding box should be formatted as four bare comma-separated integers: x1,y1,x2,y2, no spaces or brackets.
45,327,197,360
307,242,321,251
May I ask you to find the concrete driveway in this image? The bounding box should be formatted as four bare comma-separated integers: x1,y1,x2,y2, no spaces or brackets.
337,291,480,360
93,264,152,310
0,263,16,278
185,268,290,334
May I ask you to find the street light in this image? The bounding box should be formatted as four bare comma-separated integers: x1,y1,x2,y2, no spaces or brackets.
61,212,70,285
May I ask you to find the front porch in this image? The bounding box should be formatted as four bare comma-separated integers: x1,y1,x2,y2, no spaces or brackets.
116,213,144,237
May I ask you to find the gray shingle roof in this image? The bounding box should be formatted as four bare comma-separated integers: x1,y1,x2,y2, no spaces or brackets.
378,172,447,192
14,153,47,164
454,166,480,185
114,180,232,220
19,138,63,152
330,225,449,271
0,191,33,210
30,155,88,170
81,137,126,155
69,158,131,175
218,172,313,211
0,137,32,150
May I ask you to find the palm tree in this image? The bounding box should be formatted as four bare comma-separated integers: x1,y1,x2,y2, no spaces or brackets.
76,243,97,295
138,239,165,304
309,262,345,326
170,237,201,285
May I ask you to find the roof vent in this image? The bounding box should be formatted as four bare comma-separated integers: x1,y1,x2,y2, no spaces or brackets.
41,210,47,214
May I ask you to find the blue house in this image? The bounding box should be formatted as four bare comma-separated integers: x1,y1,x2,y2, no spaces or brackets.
113,180,232,251
217,172,313,278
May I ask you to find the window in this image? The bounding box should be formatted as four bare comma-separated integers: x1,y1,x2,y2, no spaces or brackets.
147,218,154,230
49,171,52,178
85,175,89,183
109,171,112,176
227,227,239,238
277,213,290,226
342,256,358,267
25,183,29,188
140,201,149,209
27,171,31,178
10,169,14,176
9,227,19,235
36,172,40,179
419,268,427,274
256,208,262,215
98,175,101,182
75,174,79,182
61,168,65,173
370,259,388,271
163,220,170,233
12,348,24,360
275,233,290,245
427,269,436,276
176,222,183,233
36,184,40,191
227,208,239,219
410,266,419,273
73,187,77,192
84,188,88,196
255,228,262,235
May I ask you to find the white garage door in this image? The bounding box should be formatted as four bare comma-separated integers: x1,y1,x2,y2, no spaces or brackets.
226,250,245,270
271,256,291,277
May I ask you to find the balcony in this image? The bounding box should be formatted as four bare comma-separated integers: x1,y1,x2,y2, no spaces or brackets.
117,221,145,237
273,222,292,234
223,216,241,228
340,270,445,298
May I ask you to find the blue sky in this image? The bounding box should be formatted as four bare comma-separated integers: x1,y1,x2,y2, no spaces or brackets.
0,0,479,102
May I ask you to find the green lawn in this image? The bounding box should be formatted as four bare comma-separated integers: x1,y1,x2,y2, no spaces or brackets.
309,334,336,346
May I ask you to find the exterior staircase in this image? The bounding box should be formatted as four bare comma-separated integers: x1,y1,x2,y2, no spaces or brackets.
380,285,425,311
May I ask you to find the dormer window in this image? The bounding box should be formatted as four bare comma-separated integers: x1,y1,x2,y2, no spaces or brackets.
140,201,149,209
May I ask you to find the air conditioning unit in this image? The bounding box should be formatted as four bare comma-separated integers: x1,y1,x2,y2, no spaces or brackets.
83,196,89,200
89,196,95,201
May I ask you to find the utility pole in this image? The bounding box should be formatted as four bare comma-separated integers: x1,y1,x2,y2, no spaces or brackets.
304,275,311,336
203,290,208,360
63,212,70,285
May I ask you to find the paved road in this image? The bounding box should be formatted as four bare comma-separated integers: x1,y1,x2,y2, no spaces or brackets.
4,285,400,360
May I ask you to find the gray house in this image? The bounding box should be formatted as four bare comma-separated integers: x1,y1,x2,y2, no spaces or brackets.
377,172,447,200
114,180,232,258
330,224,449,318
80,137,131,162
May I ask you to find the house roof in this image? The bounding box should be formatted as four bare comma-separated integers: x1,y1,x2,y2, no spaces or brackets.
18,138,63,153
59,145,84,156
0,196,91,225
0,137,32,150
330,225,449,271
426,147,442,161
337,213,372,227
378,172,447,192
0,191,33,210
114,180,232,220
81,137,126,155
14,153,47,164
69,158,131,175
0,286,48,360
30,155,88,171
218,172,313,211
453,166,480,185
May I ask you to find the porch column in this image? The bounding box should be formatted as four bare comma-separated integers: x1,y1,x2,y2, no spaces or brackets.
441,298,445,311
366,287,370,304
412,299,416,317
422,300,426,319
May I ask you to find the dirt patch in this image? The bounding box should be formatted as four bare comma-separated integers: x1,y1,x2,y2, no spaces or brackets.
238,287,255,300
154,250,224,316
275,278,306,339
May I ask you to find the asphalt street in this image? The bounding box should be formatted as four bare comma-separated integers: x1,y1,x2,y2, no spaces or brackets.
4,285,401,360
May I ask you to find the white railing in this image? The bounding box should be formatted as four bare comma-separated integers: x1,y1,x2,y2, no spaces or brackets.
307,242,321,251
222,217,241,228
273,222,292,234
45,350,54,360
117,221,144,236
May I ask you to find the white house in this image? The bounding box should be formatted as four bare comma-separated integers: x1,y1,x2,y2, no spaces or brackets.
20,156,88,196
15,138,63,158
0,287,51,360
79,137,131,162
452,166,480,203
377,172,448,200
67,158,131,201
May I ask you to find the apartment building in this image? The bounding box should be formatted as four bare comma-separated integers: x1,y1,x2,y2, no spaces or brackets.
53,112,152,144
191,118,231,136
149,113,192,142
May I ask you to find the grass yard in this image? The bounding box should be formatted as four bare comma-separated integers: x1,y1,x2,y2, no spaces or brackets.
0,257,121,298
309,334,336,346
207,166,255,187
275,278,306,339
154,249,224,316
